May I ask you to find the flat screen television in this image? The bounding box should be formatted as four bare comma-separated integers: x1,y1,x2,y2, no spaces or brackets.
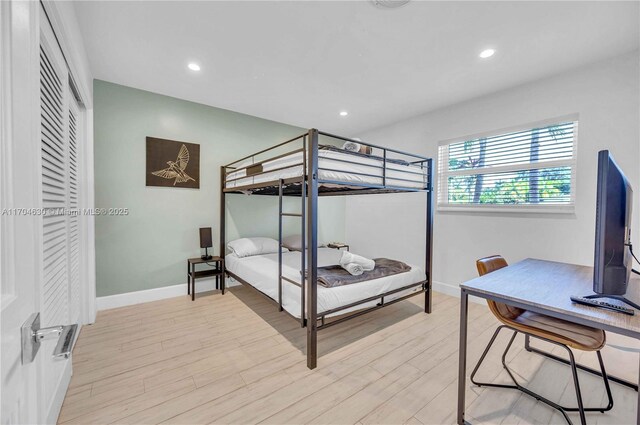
591,150,637,308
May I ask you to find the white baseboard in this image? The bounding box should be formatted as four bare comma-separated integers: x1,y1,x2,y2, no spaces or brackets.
432,281,461,298
96,277,239,311
97,278,478,311
432,281,486,305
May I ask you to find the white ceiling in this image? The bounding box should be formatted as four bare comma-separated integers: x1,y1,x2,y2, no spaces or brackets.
74,1,639,135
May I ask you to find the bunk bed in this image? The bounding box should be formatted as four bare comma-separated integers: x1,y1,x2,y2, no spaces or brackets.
220,129,434,369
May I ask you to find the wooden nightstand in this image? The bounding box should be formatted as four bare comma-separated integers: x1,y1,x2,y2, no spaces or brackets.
327,243,349,251
187,256,225,301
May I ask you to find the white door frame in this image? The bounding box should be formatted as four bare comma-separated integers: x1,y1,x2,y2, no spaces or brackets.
41,0,96,325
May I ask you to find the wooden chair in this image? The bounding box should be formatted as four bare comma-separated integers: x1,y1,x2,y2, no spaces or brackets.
471,255,613,425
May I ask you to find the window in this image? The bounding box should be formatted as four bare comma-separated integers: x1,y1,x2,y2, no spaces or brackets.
437,118,577,212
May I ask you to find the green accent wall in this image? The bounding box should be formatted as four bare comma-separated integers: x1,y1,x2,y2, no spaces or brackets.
94,80,345,297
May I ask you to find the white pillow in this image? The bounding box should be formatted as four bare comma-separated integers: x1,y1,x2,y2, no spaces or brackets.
227,237,288,258
282,234,306,251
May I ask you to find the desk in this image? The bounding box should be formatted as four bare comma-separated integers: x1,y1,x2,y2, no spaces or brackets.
457,258,640,425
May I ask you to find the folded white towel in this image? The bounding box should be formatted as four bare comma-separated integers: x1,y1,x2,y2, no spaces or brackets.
340,251,375,271
341,262,364,276
342,141,361,152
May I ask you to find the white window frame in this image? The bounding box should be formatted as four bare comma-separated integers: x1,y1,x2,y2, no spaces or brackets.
437,115,579,214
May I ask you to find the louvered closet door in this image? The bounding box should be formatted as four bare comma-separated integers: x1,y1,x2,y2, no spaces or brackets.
40,14,76,418
68,101,80,322
40,33,69,330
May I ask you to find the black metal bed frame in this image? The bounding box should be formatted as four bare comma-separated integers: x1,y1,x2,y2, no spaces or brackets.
220,128,434,369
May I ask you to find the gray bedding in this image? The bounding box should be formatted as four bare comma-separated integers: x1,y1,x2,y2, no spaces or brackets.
316,258,412,288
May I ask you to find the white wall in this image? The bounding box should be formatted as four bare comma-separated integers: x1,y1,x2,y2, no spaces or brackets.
347,52,640,292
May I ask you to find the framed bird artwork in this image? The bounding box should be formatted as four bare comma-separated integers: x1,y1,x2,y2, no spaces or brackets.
146,137,200,188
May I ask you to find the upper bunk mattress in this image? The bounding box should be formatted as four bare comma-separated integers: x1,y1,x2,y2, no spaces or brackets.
225,248,426,318
225,148,427,190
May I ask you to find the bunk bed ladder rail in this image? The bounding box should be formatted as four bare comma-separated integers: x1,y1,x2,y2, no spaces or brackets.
278,179,284,313
277,156,308,328
300,135,307,328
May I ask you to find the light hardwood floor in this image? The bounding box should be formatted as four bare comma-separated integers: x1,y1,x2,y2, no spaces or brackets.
58,287,638,424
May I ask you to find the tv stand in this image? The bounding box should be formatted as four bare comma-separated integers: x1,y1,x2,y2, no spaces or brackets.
583,294,640,310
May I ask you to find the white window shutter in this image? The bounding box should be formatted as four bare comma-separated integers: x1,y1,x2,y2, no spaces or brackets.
437,120,577,212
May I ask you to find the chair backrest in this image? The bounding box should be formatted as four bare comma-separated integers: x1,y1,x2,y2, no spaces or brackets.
476,255,525,321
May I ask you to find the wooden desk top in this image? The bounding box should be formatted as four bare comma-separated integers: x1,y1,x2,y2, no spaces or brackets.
461,258,640,339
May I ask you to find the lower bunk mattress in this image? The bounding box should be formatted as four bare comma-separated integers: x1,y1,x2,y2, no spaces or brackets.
224,248,426,319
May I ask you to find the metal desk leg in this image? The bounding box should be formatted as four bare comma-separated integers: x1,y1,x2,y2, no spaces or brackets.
187,262,190,295
458,289,469,425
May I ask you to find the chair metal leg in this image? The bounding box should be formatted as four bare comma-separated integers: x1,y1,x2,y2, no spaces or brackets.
470,325,517,390
500,330,518,380
554,350,614,414
471,326,615,425
565,345,587,425
597,350,614,411
525,336,637,392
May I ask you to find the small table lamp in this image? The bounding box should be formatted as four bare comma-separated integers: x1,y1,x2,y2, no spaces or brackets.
199,227,213,260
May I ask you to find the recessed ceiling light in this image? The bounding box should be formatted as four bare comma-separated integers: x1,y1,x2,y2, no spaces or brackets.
340,111,348,117
188,63,201,71
371,0,410,8
479,49,495,59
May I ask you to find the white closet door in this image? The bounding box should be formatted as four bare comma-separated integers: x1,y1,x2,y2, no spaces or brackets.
40,25,69,330
68,100,80,323
2,3,86,423
40,12,74,422
1,2,42,423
